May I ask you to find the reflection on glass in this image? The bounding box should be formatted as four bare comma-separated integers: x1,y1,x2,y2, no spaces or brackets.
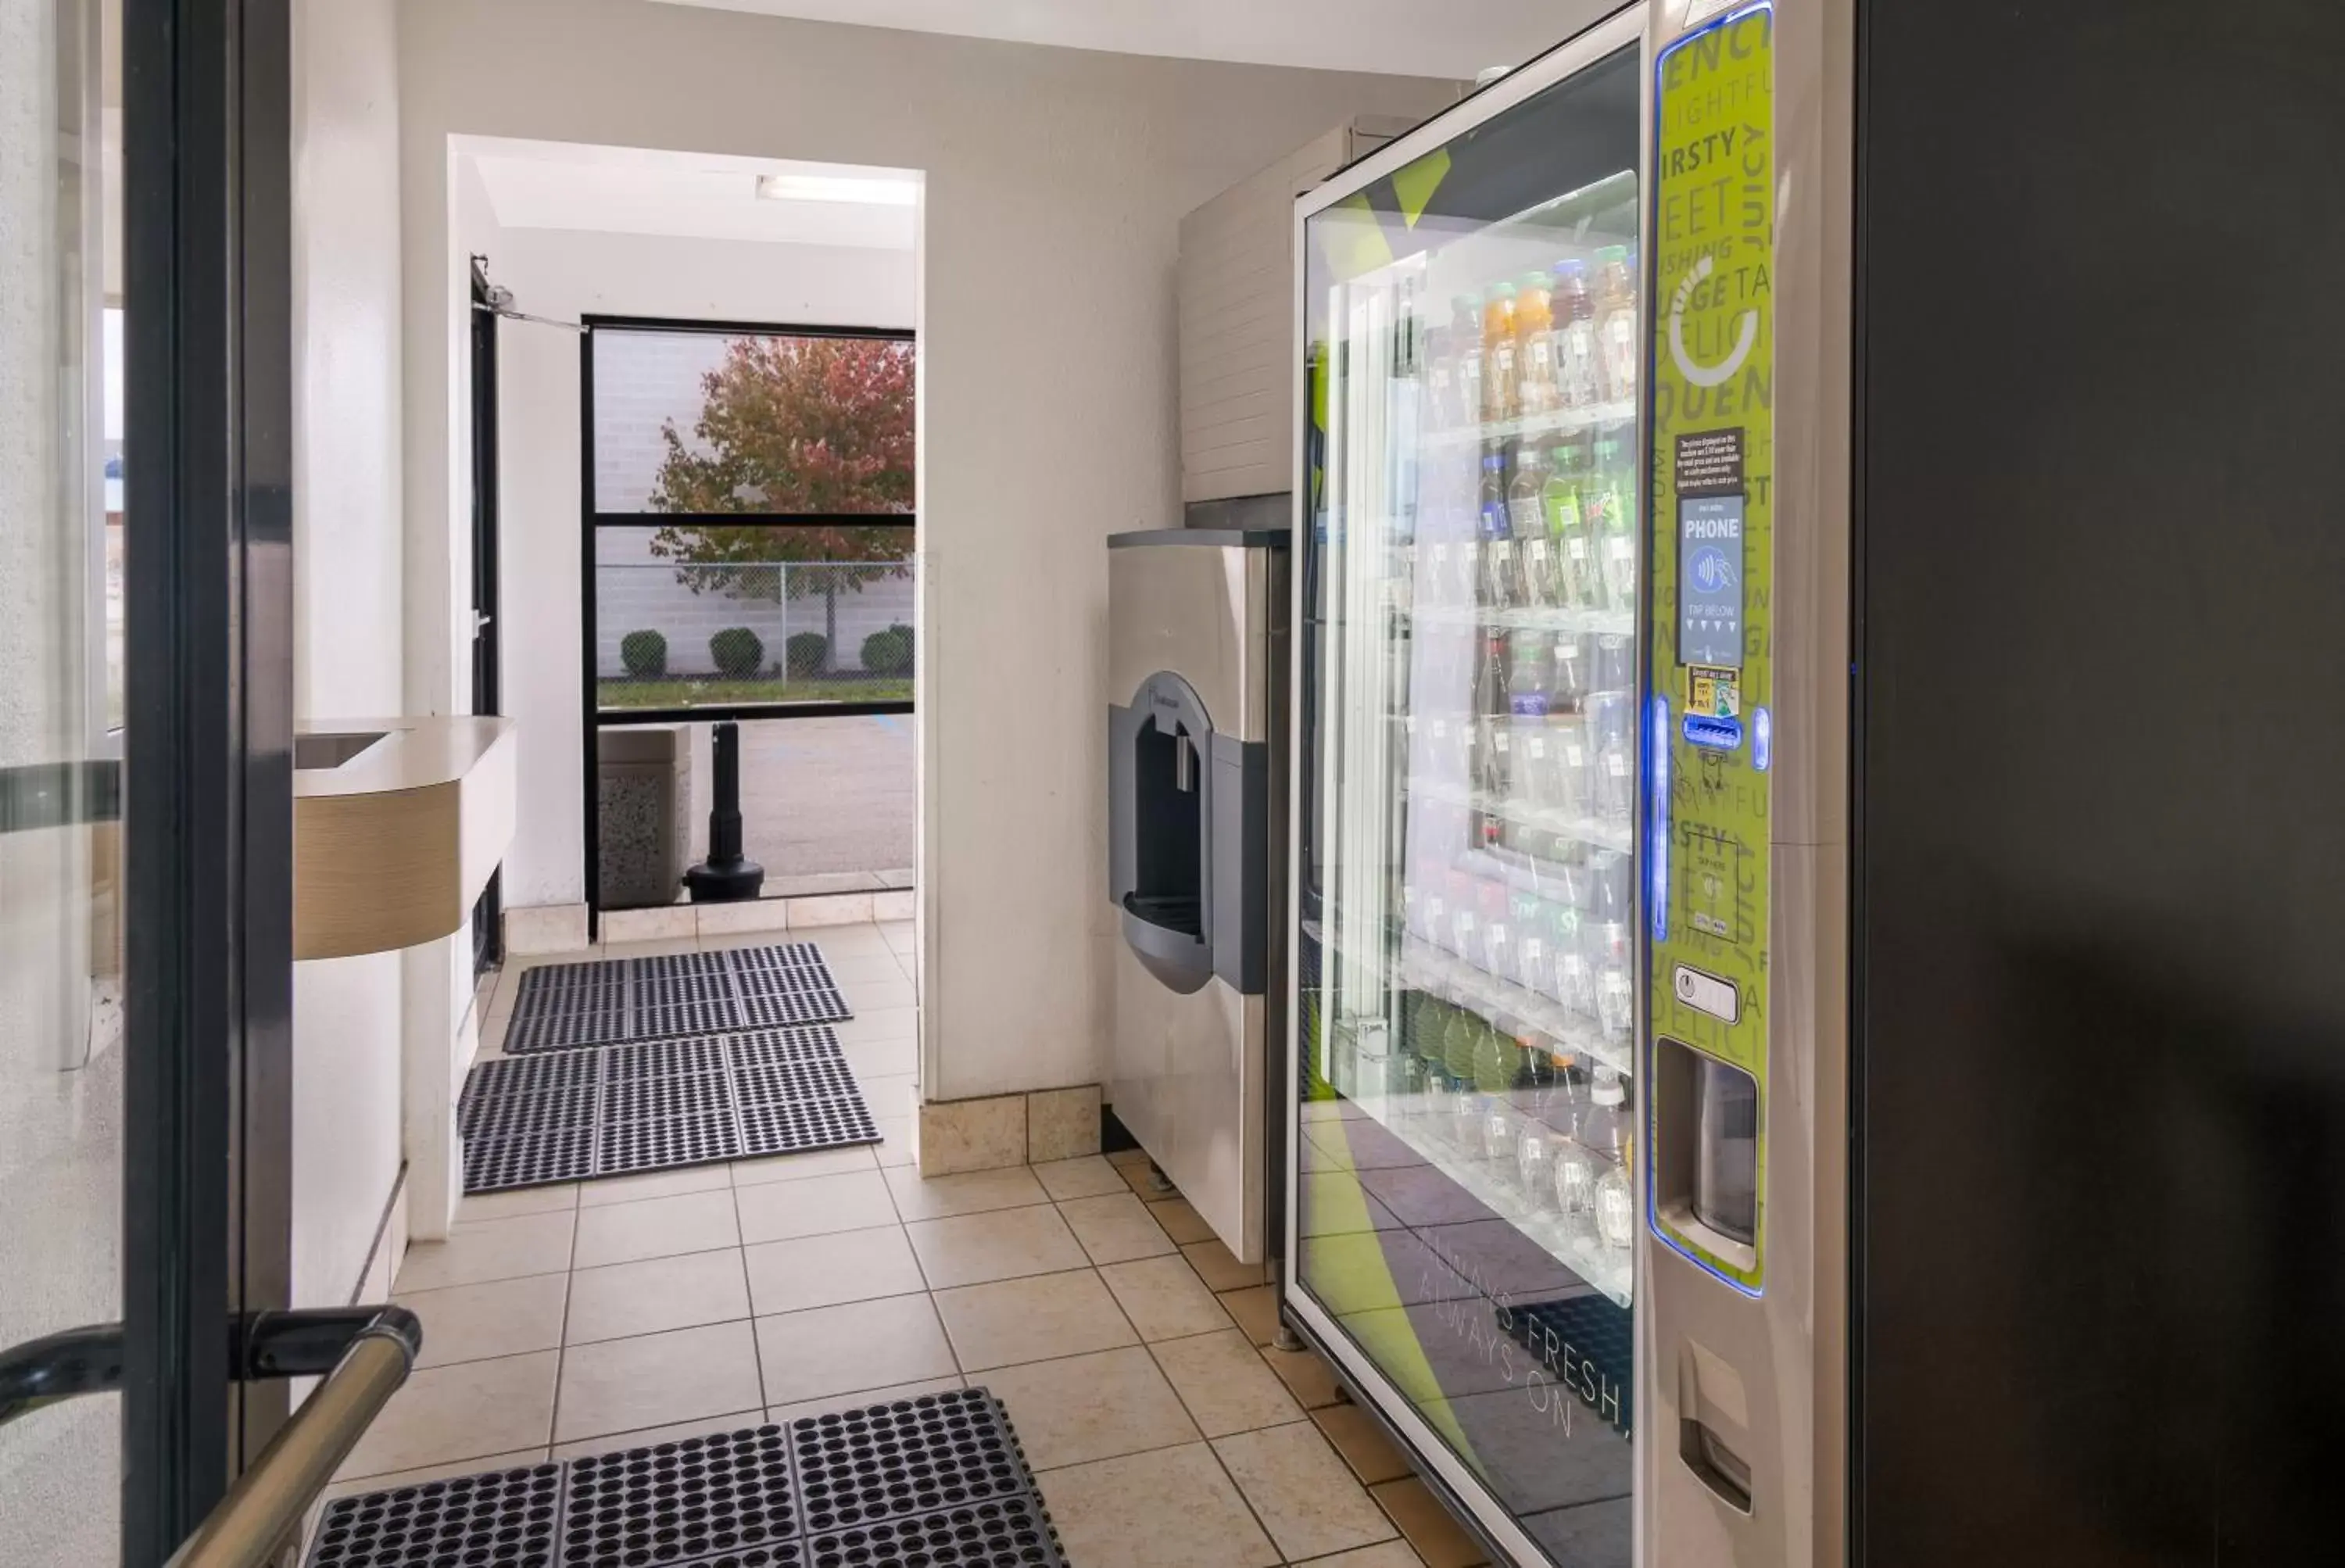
1295,43,1641,1567
596,524,914,711
2,0,127,1558
593,329,914,516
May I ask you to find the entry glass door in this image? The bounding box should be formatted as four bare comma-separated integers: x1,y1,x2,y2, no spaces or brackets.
2,0,296,1560
2,2,134,1558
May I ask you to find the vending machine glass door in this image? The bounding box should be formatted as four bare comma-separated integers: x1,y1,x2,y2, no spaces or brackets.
1290,13,1646,1566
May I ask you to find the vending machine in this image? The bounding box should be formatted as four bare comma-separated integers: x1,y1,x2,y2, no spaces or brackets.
1286,0,2338,1564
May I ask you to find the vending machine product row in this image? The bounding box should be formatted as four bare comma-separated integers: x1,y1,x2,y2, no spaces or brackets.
1283,2,2343,1565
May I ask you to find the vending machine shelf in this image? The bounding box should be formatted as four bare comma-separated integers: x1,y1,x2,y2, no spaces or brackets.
1422,397,1638,452
1396,933,1636,1082
1305,917,1636,1083
1399,603,1635,637
1404,775,1634,857
1314,1037,1637,1308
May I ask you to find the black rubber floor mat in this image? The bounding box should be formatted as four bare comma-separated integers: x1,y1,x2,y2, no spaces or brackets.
306,1461,564,1567
458,1023,876,1194
307,1391,1066,1568
504,943,853,1051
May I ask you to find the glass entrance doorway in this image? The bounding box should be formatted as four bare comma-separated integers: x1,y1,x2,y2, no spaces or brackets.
0,1,324,1559
2,1,135,1556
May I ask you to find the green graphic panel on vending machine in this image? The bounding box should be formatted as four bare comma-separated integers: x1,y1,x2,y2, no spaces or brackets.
1647,3,1775,1291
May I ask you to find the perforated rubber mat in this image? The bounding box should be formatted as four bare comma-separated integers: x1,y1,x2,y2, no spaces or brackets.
458,1022,878,1193
506,943,851,1051
306,1390,1067,1568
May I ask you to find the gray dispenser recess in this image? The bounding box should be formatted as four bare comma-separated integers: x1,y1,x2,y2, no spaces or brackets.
1108,669,1269,997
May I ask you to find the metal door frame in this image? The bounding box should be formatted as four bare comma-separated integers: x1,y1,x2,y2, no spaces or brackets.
470,259,504,976
121,0,296,1558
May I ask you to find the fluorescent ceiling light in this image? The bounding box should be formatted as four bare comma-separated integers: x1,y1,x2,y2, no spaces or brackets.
754,173,918,206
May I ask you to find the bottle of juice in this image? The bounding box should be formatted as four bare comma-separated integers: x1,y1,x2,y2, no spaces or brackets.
1549,260,1603,410
1592,245,1638,406
1587,436,1637,612
1449,295,1484,432
1505,443,1548,607
1476,447,1510,609
1545,439,1597,610
1481,282,1519,424
1513,271,1559,417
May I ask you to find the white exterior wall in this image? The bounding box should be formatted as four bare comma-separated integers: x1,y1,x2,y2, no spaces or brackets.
399,0,1456,1102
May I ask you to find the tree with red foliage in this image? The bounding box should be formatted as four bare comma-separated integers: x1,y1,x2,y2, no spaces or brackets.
648,335,913,673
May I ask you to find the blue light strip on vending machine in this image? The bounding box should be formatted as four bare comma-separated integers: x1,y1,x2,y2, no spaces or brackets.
1646,693,1670,944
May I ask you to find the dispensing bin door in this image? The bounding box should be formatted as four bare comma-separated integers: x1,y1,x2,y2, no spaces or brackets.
1111,670,1215,994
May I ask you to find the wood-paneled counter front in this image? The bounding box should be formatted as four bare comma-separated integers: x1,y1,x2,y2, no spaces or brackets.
294,717,517,961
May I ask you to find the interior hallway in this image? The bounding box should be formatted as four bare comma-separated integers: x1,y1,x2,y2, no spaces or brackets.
323,919,1488,1566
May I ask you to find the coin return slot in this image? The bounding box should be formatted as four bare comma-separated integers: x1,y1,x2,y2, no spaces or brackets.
1652,1036,1760,1273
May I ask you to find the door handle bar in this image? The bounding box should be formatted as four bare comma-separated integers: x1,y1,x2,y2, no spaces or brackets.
0,1305,424,1563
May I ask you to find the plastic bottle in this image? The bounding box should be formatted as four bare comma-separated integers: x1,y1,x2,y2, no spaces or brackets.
1507,629,1553,820
1552,1068,1600,1233
1544,439,1595,611
1513,271,1559,417
1550,260,1604,410
1518,1055,1572,1207
1481,282,1519,423
1592,246,1638,406
1448,294,1484,433
1588,1067,1635,1251
1476,448,1511,609
1584,437,1636,614
1505,444,1549,608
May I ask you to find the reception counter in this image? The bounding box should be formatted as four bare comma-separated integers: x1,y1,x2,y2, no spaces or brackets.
294,717,517,961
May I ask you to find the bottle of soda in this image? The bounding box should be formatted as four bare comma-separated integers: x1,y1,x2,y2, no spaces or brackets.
1513,270,1559,417
1587,436,1637,612
1545,439,1597,610
1592,246,1638,406
1505,443,1548,607
1481,282,1520,423
1449,294,1484,432
1550,260,1603,410
1476,448,1510,609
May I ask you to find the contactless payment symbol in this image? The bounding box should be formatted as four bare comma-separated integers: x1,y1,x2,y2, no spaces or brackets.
1688,546,1738,596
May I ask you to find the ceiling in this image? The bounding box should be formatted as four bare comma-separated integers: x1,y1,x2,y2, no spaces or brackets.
648,0,1586,78
465,141,921,249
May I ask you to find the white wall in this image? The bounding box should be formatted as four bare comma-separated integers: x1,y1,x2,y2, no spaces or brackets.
485,220,916,907
288,0,407,1308
399,0,1455,1102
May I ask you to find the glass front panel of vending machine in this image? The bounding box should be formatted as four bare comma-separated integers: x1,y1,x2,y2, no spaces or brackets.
1291,31,1643,1566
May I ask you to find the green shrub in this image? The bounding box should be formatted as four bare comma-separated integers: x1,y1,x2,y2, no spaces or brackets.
619,629,668,679
861,627,913,676
785,631,829,677
710,626,765,678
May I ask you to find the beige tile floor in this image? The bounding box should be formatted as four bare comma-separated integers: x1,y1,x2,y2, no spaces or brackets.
330,919,1486,1567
